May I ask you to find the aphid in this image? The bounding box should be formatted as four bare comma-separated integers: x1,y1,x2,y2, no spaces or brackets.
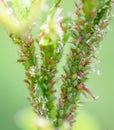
24,79,31,85
51,89,56,93
17,59,25,62
80,60,90,67
24,53,30,58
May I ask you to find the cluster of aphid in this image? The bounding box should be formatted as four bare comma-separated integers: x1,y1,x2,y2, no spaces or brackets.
0,0,113,129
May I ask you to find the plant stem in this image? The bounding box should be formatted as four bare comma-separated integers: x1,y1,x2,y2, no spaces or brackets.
55,0,112,128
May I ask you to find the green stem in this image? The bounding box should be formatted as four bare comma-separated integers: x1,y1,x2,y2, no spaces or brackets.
10,34,48,117
55,0,112,128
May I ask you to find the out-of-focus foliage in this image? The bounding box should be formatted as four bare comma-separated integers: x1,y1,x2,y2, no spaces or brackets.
14,108,100,130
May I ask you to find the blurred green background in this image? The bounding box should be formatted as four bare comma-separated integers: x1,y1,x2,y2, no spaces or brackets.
0,1,114,130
